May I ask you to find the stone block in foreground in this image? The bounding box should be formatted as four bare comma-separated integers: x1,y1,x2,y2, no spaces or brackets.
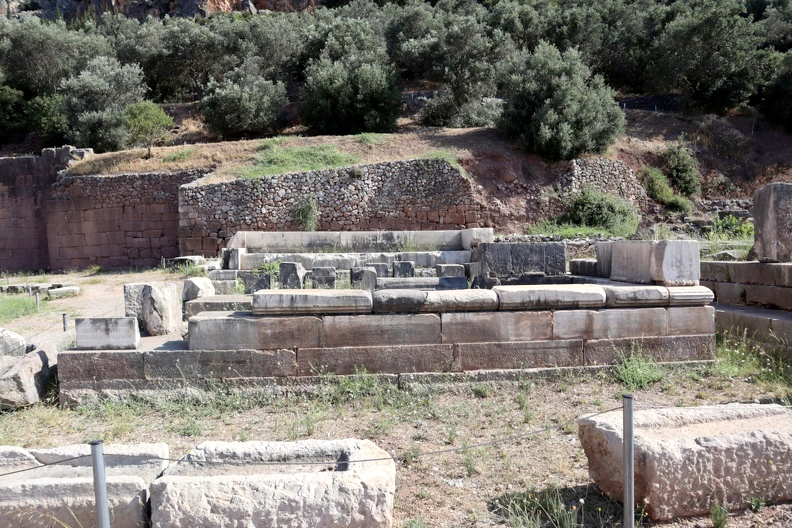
754,182,792,262
151,439,395,528
252,289,373,315
578,403,792,520
493,284,606,310
188,312,323,350
75,317,140,350
610,240,700,286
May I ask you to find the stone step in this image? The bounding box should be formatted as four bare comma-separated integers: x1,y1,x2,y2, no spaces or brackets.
251,289,373,315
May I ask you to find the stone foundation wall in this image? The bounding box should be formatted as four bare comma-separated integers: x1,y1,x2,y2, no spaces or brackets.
0,149,74,272
554,158,649,206
47,170,206,270
178,159,493,257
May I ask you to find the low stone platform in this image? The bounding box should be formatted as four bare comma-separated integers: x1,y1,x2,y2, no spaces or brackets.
714,302,792,360
578,404,792,520
150,439,395,528
252,289,373,315
184,295,252,318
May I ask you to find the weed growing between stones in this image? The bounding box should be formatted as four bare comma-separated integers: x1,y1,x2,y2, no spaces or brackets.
613,345,665,390
292,195,319,232
710,501,730,528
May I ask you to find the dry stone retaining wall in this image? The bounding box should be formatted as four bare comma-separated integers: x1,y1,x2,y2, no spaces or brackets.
178,159,493,257
47,170,207,269
554,158,649,206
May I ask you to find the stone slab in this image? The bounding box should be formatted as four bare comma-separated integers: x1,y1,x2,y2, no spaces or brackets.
436,264,465,278
372,290,428,313
208,270,238,281
744,284,792,311
552,308,667,340
569,259,597,276
393,261,415,278
184,295,252,318
458,340,584,370
297,344,454,375
493,284,606,310
211,279,238,295
754,182,792,262
237,270,272,293
420,290,499,312
25,443,169,482
144,349,296,378
351,267,377,293
279,262,306,289
610,240,654,284
650,240,700,286
714,303,774,342
710,282,747,304
583,334,715,365
182,278,215,302
601,285,669,307
323,314,441,347
75,318,140,350
596,242,612,278
667,285,714,306
666,306,715,336
375,277,468,291
309,267,336,289
366,262,390,278
151,439,395,528
47,286,80,298
578,403,792,520
460,227,494,249
58,350,145,382
188,312,323,350
699,261,730,283
0,344,58,410
441,311,553,343
252,289,372,315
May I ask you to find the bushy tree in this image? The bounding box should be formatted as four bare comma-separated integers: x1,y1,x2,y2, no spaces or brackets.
124,100,174,158
25,94,69,145
201,59,287,138
499,41,625,161
0,84,25,140
61,56,146,152
761,51,792,130
661,143,701,197
562,187,640,238
301,20,401,134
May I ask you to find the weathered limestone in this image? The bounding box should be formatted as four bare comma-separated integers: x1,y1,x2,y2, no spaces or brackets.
279,262,306,289
182,278,215,302
0,344,58,409
667,306,715,335
583,334,715,365
298,344,454,375
375,277,468,291
479,242,566,278
493,284,606,310
569,258,598,276
578,404,792,520
252,289,373,315
323,314,441,347
210,279,238,295
310,266,336,289
366,262,390,278
596,242,612,278
184,295,252,318
553,308,667,340
441,312,553,343
0,328,26,356
457,340,583,370
237,270,271,293
393,260,415,278
124,282,182,336
188,312,323,350
151,439,395,528
75,317,140,350
436,264,465,278
601,285,669,307
0,443,168,528
144,349,296,379
667,285,714,306
610,240,700,285
372,290,428,313
351,267,378,293
208,269,238,281
47,286,80,298
420,290,499,312
753,182,792,262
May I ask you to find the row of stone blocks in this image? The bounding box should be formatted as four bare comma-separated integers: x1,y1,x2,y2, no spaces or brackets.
0,439,394,528
700,260,792,311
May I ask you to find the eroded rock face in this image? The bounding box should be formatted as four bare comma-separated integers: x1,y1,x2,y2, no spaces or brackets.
125,282,182,336
578,404,792,520
0,343,58,409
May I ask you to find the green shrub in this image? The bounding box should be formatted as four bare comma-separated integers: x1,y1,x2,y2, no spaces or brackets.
662,144,701,197
124,100,173,158
499,41,625,161
614,347,664,389
0,85,26,140
292,195,319,231
25,94,69,145
640,168,692,212
562,187,640,238
761,51,792,132
201,64,287,138
711,214,754,240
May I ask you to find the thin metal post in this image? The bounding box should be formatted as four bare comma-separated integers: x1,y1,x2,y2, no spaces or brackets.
90,440,112,528
27,285,32,298
63,313,69,332
35,292,40,311
623,394,635,528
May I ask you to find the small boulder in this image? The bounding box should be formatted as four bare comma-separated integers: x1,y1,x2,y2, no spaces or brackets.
0,344,58,409
182,278,215,302
0,328,26,357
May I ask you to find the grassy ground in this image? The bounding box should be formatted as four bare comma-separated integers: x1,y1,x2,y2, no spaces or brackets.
1,333,790,527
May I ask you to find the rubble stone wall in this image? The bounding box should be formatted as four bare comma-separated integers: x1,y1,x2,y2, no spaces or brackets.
178,159,493,257
46,170,206,270
554,158,649,206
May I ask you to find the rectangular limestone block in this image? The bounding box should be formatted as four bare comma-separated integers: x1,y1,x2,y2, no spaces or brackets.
297,344,454,375
323,314,441,347
569,259,598,276
744,284,792,311
441,311,553,343
578,404,792,520
711,282,746,304
184,295,252,318
699,261,731,283
58,350,145,382
553,308,667,340
188,312,323,350
610,241,654,283
457,340,584,370
583,334,715,365
714,305,774,341
144,349,296,379
726,262,777,286
420,290,499,312
493,284,606,310
75,318,140,350
596,242,612,278
601,285,670,308
754,182,792,262
650,240,700,286
252,289,373,315
666,306,715,335
666,285,714,306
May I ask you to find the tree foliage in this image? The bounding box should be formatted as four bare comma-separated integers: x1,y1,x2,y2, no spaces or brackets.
124,100,174,158
499,41,625,161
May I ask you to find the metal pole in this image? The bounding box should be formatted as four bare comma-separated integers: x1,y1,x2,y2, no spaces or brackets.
90,440,112,528
63,313,69,332
35,292,40,311
623,394,635,528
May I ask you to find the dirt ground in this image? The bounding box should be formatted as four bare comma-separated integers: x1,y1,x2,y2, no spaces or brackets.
1,268,791,527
